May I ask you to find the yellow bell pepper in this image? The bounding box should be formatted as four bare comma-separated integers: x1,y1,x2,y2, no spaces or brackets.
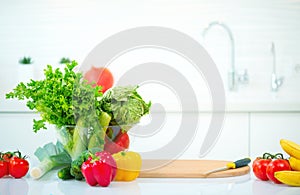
112,151,142,181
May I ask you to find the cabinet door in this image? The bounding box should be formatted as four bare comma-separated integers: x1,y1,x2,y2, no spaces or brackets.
130,112,249,161
250,113,300,158
195,113,249,161
1,112,249,162
0,113,56,161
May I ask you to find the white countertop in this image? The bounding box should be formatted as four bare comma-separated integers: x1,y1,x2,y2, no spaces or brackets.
1,171,299,195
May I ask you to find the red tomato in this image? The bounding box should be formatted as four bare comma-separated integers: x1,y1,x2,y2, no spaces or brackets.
2,152,13,162
0,160,8,178
252,158,272,181
266,159,291,184
9,157,29,179
84,66,114,93
0,152,12,177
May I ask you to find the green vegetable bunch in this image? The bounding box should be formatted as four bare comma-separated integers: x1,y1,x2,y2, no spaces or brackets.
7,60,152,179
6,61,102,132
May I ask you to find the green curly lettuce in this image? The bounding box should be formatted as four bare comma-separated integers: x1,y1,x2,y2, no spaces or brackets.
6,61,103,133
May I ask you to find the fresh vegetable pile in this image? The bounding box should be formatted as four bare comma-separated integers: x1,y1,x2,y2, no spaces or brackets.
6,61,151,186
252,139,300,187
0,151,29,179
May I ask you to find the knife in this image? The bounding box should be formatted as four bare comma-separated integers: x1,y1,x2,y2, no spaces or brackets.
204,158,251,176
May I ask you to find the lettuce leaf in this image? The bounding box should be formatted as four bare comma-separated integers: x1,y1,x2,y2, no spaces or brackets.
99,85,151,130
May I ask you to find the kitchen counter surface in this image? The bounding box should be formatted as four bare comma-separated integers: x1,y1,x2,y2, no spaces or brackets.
1,172,299,195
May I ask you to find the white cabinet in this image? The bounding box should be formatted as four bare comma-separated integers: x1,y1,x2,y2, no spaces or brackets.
127,112,249,161
179,113,249,161
3,112,300,163
0,113,56,161
250,113,300,158
199,113,249,160
0,112,249,162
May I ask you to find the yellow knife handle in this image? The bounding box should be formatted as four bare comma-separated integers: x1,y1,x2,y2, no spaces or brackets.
226,158,251,169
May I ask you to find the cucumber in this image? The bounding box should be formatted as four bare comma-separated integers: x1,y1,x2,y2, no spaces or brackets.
57,166,74,180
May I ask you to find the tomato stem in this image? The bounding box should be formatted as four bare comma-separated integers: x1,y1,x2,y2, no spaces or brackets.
13,151,22,158
273,153,284,159
262,152,284,159
262,153,273,159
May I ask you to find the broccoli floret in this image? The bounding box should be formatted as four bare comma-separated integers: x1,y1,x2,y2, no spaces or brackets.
70,150,90,180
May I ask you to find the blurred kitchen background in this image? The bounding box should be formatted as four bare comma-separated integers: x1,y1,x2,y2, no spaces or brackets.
0,0,300,162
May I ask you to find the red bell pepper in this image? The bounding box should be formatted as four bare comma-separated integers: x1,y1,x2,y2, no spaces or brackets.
81,160,97,186
95,151,117,181
81,151,116,187
104,130,130,154
92,160,112,187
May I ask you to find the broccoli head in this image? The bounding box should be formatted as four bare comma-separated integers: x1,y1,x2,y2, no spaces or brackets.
70,150,90,180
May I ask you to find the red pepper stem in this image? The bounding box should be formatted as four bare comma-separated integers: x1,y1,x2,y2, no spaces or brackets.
88,151,100,163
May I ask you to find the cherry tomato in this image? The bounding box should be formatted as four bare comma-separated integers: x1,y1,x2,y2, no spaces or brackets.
9,156,29,179
266,159,291,184
0,152,12,177
0,160,8,178
84,66,114,93
2,152,13,162
252,158,272,181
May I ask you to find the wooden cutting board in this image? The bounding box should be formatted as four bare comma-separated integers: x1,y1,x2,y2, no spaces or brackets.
139,160,250,178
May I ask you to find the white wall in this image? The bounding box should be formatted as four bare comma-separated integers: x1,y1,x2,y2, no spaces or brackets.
1,0,300,112
1,0,300,161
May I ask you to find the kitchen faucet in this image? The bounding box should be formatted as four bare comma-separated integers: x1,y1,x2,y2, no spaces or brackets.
270,42,284,92
202,21,248,91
